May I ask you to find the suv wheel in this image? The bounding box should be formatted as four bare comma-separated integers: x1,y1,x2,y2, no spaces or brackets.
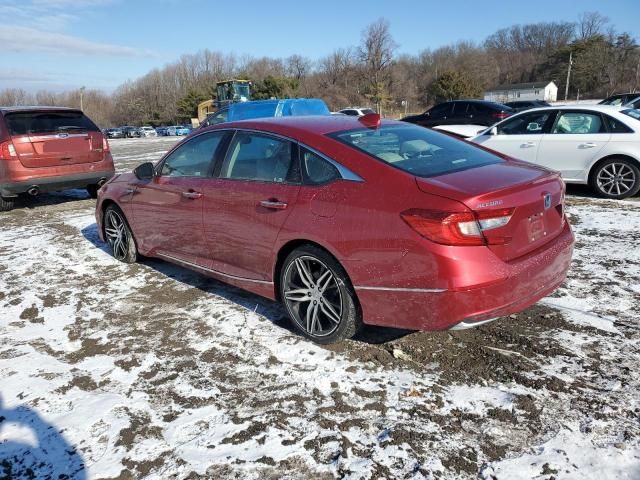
0,196,15,212
591,157,640,199
104,205,137,263
280,245,361,344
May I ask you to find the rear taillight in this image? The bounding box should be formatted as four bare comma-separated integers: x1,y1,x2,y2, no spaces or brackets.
401,208,514,246
0,140,17,160
102,136,110,153
493,111,511,120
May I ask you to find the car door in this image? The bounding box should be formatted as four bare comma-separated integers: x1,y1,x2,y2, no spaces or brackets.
473,109,555,163
200,130,301,281
537,110,611,180
130,131,226,266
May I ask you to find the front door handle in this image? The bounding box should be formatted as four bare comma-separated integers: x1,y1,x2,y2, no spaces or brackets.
182,190,202,199
259,199,288,210
521,142,536,148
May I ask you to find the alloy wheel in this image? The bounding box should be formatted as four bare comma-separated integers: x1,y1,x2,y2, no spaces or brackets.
596,162,636,197
283,255,343,337
104,209,130,261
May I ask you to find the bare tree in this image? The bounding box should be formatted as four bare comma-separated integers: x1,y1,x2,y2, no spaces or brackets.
358,18,397,113
578,11,609,40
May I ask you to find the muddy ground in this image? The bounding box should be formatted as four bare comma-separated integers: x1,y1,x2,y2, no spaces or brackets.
0,137,638,479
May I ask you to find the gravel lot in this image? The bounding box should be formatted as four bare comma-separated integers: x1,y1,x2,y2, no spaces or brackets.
1,137,639,479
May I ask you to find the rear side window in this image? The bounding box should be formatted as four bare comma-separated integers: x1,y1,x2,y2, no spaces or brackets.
301,147,340,185
622,109,640,121
604,114,634,133
4,111,99,135
331,124,502,178
552,112,606,134
428,103,451,118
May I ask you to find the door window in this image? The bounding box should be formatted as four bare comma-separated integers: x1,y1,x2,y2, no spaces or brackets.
427,103,451,119
451,102,468,115
552,112,606,134
497,111,552,135
220,132,295,183
160,132,224,177
603,114,633,133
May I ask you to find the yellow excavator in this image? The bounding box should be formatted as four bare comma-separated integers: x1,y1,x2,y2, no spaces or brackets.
197,80,251,123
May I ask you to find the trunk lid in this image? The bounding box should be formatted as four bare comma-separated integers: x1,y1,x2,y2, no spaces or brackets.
416,161,565,261
4,110,105,168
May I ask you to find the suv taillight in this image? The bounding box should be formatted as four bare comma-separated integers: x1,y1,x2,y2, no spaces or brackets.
401,208,514,246
493,111,511,120
102,136,110,153
0,140,17,160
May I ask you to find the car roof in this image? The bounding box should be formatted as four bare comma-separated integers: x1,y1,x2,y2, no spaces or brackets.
0,106,81,114
516,104,627,114
207,114,405,136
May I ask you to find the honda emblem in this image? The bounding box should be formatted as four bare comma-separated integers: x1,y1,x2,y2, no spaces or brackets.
543,193,552,210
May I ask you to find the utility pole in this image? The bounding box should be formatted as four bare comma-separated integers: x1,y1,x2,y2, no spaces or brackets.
79,86,86,111
564,51,573,101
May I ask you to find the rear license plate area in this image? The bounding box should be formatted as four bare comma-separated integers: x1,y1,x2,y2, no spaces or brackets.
528,212,546,242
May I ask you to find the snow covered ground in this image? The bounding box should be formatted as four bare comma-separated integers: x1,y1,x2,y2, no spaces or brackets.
1,137,639,479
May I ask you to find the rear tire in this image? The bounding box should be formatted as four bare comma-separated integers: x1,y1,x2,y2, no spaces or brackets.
280,245,361,344
0,196,15,212
104,205,137,263
590,157,640,199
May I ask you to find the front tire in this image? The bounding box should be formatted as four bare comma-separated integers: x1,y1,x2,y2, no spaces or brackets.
590,157,640,199
0,196,15,212
104,205,137,263
280,245,361,344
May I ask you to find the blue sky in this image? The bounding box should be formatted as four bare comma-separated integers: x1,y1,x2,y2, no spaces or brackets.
1,0,638,93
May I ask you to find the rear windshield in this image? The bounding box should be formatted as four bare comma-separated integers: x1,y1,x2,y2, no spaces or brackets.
4,111,99,135
330,124,503,178
622,109,640,121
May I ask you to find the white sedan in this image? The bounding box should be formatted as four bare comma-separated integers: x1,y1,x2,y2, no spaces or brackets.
471,105,640,199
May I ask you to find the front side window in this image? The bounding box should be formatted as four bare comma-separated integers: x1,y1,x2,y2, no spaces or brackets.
497,111,552,135
301,147,340,185
428,103,451,119
622,109,640,122
220,132,295,183
331,124,502,178
552,112,606,134
160,132,224,177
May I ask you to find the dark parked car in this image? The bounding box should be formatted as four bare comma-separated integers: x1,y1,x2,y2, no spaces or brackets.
504,100,551,112
121,126,141,138
106,128,125,139
0,106,115,211
599,93,640,106
155,127,168,136
401,100,514,128
95,114,573,344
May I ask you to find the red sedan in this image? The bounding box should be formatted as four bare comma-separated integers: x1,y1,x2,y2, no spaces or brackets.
95,114,574,343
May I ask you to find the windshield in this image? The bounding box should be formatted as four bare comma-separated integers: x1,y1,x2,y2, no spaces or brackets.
4,111,99,135
331,124,503,178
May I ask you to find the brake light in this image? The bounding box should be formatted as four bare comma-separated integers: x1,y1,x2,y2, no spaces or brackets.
493,111,511,120
102,136,110,153
401,208,514,246
0,140,17,160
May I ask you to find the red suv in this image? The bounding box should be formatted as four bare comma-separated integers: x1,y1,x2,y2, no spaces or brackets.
0,107,115,211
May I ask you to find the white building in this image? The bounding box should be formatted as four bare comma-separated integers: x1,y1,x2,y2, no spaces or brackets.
484,81,558,103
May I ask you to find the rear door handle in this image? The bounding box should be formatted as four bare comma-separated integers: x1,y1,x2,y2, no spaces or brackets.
580,142,597,148
182,190,202,199
521,142,536,148
259,199,288,210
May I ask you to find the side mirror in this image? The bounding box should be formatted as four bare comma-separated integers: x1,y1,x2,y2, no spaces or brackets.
134,162,154,180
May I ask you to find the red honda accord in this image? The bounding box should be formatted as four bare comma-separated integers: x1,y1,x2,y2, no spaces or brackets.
95,114,574,343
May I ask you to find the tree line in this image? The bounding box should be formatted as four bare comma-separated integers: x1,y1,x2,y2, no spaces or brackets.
1,12,637,127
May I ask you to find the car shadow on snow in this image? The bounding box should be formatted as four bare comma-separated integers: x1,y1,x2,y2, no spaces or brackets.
0,395,87,479
80,222,412,345
8,189,93,211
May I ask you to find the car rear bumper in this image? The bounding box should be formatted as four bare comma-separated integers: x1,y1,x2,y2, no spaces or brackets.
0,170,115,197
353,221,574,331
